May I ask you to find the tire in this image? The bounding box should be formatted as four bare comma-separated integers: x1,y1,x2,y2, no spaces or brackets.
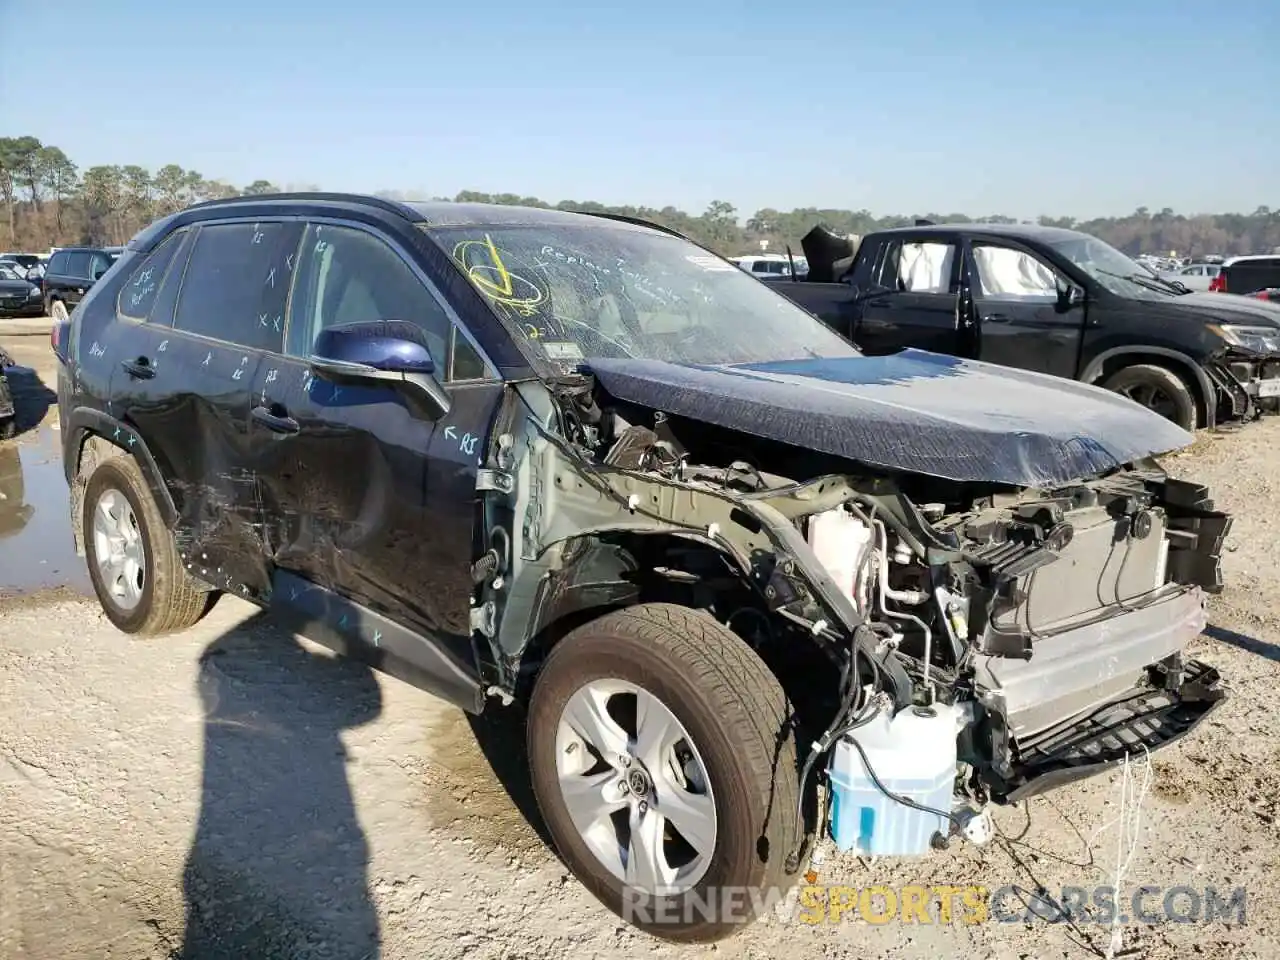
82,455,214,635
1103,363,1198,431
0,417,14,441
527,603,802,942
49,299,69,322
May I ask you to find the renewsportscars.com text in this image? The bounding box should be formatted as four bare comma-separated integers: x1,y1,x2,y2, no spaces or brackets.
621,883,1248,927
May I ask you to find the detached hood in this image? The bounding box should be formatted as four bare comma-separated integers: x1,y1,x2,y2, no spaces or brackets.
586,350,1193,488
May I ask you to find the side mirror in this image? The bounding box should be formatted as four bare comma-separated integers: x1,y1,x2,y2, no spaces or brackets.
309,320,450,419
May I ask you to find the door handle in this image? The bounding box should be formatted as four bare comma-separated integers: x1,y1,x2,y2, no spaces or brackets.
981,313,1013,323
120,356,155,379
252,405,300,434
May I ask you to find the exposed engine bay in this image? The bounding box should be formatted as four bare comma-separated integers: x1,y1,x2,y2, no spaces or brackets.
475,371,1231,852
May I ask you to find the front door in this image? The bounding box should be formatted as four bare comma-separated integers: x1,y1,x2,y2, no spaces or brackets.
854,236,963,356
965,240,1085,379
248,220,504,700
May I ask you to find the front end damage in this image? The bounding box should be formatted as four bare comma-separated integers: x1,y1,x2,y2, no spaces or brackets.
1201,321,1280,420
472,372,1230,858
1208,352,1280,421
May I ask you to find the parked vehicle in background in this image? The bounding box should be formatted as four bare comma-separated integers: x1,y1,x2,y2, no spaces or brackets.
730,254,801,278
771,222,1280,431
1247,288,1280,303
43,247,122,322
1161,261,1221,292
54,193,1229,941
0,264,46,318
1209,254,1280,295
0,253,43,275
0,252,46,292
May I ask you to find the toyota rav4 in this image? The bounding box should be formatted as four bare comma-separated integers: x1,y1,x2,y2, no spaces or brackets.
54,194,1230,941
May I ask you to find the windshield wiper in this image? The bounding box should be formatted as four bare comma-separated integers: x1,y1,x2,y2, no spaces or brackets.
1098,269,1178,296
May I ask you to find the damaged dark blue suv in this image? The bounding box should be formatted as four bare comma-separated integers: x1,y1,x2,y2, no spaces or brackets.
55,193,1230,942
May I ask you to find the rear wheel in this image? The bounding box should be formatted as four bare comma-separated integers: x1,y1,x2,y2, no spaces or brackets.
1103,363,1198,431
82,456,215,635
527,603,803,942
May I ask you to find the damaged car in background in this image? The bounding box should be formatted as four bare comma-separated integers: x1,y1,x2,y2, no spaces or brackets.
56,195,1231,942
773,221,1280,432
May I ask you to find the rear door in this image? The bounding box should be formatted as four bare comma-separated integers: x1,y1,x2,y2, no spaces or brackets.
853,235,963,356
964,240,1084,378
248,219,504,699
125,218,301,599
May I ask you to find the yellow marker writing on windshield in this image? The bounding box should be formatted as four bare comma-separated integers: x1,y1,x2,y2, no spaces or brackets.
483,233,514,297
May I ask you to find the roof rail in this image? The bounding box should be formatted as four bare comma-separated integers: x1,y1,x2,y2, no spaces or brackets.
183,191,423,220
577,210,693,242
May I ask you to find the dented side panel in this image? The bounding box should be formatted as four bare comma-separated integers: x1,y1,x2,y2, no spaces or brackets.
248,349,505,674
111,314,274,597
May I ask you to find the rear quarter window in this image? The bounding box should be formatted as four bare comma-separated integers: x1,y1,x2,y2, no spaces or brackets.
118,231,187,321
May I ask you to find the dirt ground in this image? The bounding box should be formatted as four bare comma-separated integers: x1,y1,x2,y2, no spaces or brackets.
2,331,1278,959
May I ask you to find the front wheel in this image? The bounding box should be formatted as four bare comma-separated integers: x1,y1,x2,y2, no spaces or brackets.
1103,363,1198,431
49,299,69,323
527,603,803,942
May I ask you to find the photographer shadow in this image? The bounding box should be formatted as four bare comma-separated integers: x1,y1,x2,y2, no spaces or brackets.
179,612,383,959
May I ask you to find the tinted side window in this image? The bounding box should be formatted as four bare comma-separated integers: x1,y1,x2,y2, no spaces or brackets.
875,239,957,293
65,251,91,279
88,252,113,280
119,230,186,320
450,326,488,380
286,223,451,367
174,222,285,352
970,244,1060,300
48,251,68,275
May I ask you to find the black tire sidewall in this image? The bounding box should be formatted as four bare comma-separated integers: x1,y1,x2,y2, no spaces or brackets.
528,626,781,940
1106,365,1197,431
83,460,158,632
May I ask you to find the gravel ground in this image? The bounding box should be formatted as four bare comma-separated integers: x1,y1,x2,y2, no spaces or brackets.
2,335,1278,959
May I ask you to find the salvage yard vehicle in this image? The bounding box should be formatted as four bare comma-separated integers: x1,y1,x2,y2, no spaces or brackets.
1210,254,1280,296
42,246,121,325
0,263,45,318
774,222,1280,431
54,194,1231,941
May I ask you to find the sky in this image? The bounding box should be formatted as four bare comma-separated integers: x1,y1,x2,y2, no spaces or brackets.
2,0,1277,221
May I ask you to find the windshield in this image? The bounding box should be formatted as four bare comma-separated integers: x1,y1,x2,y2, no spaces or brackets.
428,223,859,368
0,266,22,282
1045,234,1179,300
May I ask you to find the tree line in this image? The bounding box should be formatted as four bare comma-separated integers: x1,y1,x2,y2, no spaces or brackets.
3,134,1278,258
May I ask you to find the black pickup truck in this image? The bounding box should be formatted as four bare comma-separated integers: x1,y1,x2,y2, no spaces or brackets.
770,222,1280,431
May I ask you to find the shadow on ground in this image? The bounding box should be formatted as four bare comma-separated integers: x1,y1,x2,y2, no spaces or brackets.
176,609,559,958
1204,623,1280,664
466,704,555,851
179,610,384,960
3,363,56,436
